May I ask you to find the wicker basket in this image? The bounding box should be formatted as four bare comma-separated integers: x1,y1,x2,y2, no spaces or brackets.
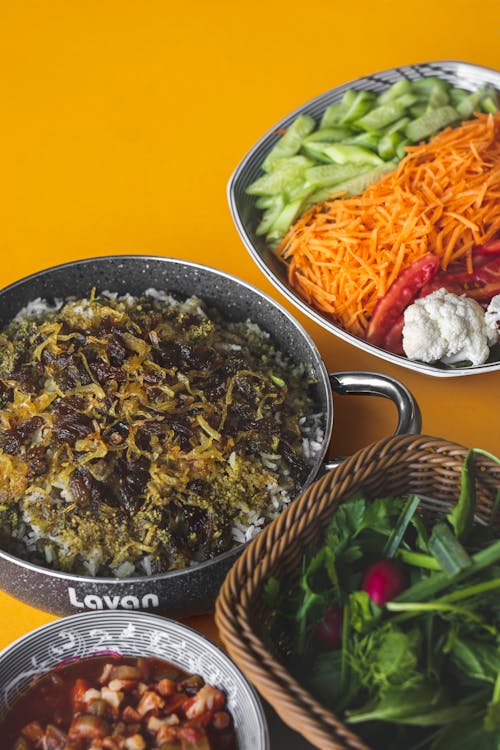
215,434,500,750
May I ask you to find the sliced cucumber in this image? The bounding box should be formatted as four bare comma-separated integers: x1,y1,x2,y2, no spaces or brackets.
355,101,407,131
378,78,413,104
321,143,383,166
246,74,499,246
262,114,315,172
304,162,375,189
303,126,353,143
405,105,459,142
255,196,285,236
246,156,312,196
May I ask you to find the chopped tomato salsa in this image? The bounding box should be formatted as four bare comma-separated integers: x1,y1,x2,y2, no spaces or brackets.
3,655,237,750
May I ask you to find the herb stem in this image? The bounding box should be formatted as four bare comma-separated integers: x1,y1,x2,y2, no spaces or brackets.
397,550,442,570
441,576,500,603
493,671,500,705
428,521,472,575
383,494,421,558
388,601,497,636
340,601,350,694
472,448,500,466
386,601,485,624
447,449,475,542
396,538,500,603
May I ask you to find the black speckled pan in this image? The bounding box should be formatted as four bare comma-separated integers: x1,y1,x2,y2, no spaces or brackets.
0,255,420,617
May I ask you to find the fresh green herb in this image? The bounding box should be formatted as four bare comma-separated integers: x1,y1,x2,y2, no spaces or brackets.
270,374,286,387
447,449,475,542
428,522,472,575
383,494,421,559
397,549,442,571
264,449,500,749
396,537,500,603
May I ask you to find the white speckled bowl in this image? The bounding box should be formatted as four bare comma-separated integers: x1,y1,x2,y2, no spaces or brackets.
0,611,269,750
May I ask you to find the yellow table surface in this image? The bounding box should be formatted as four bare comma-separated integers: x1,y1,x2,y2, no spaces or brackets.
0,0,499,656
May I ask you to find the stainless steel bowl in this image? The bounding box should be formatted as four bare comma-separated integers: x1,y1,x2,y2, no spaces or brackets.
0,610,270,750
227,60,500,378
0,255,420,616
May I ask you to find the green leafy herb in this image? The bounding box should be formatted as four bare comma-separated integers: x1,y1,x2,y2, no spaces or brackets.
428,522,472,575
383,494,421,559
447,450,475,542
346,685,470,726
449,637,500,685
263,450,500,749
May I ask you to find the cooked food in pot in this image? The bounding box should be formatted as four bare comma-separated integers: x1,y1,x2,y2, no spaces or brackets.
4,655,237,750
0,289,323,577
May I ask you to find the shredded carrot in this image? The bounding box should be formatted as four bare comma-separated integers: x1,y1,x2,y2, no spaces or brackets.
278,112,500,337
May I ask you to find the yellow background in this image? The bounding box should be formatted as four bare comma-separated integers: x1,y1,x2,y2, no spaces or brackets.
0,1,499,649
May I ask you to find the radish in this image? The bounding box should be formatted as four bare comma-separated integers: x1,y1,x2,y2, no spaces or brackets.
314,605,343,650
362,560,408,606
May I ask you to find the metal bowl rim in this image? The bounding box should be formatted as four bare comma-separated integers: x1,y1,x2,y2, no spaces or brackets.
0,253,333,583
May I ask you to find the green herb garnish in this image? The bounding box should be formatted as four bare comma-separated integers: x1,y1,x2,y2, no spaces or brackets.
265,450,500,749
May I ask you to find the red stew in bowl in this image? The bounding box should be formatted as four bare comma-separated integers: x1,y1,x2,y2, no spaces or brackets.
3,655,237,750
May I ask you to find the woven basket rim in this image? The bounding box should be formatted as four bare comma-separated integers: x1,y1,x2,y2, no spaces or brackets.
215,434,500,750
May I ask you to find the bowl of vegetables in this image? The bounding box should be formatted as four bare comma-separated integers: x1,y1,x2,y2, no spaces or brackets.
215,434,500,750
228,60,500,376
0,610,269,750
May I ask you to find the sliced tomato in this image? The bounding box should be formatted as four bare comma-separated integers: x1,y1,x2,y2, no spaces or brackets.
420,255,500,303
366,254,440,346
366,239,500,353
383,316,405,355
418,269,466,298
473,237,500,257
466,256,500,302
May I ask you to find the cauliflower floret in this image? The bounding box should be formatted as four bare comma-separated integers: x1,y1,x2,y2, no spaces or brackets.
402,288,490,366
485,294,500,347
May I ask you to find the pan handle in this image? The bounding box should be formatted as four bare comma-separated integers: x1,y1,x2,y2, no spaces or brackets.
323,371,421,472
